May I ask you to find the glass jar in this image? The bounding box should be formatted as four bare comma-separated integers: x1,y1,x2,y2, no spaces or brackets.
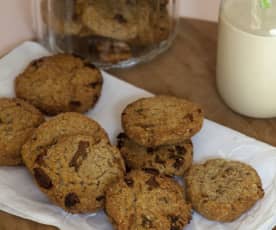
33,0,179,68
217,0,276,118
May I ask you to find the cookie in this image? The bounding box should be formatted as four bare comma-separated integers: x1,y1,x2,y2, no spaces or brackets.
41,0,85,36
105,170,192,230
185,159,264,222
131,7,172,46
82,0,151,41
30,134,125,213
117,133,193,176
96,38,132,64
149,0,169,9
15,54,103,115
22,112,109,170
122,96,204,147
0,98,44,166
153,10,172,44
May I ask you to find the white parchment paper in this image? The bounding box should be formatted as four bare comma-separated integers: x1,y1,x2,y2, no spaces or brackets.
0,42,275,230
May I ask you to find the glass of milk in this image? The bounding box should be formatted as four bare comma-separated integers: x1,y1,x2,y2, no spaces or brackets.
217,0,276,118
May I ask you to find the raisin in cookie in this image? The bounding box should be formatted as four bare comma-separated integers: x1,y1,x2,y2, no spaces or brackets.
82,0,151,41
22,112,108,170
185,159,264,222
15,54,103,115
122,96,204,147
117,133,193,176
0,98,44,166
31,134,125,213
105,170,192,230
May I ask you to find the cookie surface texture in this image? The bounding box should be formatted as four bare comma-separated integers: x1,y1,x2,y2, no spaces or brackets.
117,133,193,176
15,54,103,115
105,170,192,230
0,98,44,166
185,159,264,222
31,134,125,213
22,112,108,170
82,0,151,41
122,95,204,147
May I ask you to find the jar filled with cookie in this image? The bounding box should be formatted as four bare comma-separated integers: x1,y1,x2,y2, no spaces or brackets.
33,0,179,68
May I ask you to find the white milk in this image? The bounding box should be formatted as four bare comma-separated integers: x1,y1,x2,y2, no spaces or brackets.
216,0,276,118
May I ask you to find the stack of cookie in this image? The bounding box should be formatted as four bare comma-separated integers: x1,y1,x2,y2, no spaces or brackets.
21,112,126,213
0,54,103,166
101,96,204,229
41,0,173,64
103,95,265,229
118,95,204,177
0,54,129,214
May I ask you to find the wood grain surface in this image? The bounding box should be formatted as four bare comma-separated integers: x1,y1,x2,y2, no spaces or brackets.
0,18,275,230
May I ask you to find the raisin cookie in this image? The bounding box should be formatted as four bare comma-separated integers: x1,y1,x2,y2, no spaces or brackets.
105,170,192,230
122,96,204,147
0,98,44,166
15,54,103,115
22,112,108,170
185,159,264,222
30,134,125,213
117,133,193,176
82,0,151,41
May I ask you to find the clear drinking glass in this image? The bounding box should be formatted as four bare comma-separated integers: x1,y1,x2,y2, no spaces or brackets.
217,0,276,118
33,0,180,69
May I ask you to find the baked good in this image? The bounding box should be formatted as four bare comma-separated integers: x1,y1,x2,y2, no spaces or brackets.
82,0,151,41
117,133,193,176
41,0,86,35
95,38,132,64
105,170,192,230
153,10,172,44
0,98,44,166
30,134,125,213
22,112,108,170
15,54,103,115
122,96,204,147
130,7,172,46
185,159,264,222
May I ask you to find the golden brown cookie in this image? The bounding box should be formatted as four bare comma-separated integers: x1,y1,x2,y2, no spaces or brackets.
95,38,132,64
30,134,125,213
117,133,193,176
22,112,108,170
185,159,264,222
0,98,44,166
122,96,204,147
41,0,86,35
105,170,192,230
130,8,172,46
15,54,103,116
82,0,151,41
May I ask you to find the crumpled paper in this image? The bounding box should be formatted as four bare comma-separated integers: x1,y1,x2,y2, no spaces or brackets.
0,42,275,230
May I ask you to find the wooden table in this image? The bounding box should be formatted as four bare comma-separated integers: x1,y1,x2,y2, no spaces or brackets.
1,18,275,230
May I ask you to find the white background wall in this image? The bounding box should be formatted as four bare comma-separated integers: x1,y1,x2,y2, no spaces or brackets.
0,0,220,56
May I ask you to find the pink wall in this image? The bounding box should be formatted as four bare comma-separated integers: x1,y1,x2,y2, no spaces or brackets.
0,0,34,56
0,0,220,56
181,0,220,22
